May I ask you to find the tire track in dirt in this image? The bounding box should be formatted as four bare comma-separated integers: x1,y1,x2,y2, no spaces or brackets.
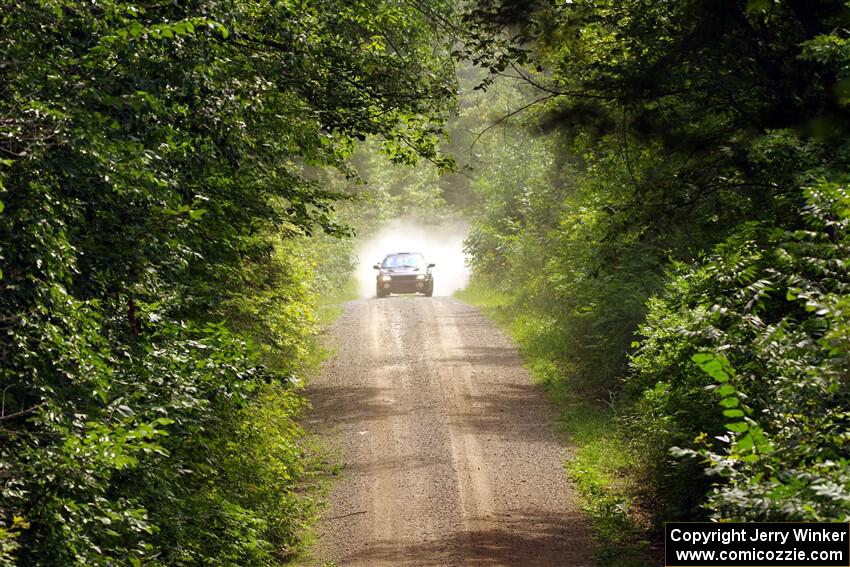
303,297,592,566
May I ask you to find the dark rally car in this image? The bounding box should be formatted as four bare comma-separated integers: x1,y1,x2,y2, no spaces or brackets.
373,252,435,297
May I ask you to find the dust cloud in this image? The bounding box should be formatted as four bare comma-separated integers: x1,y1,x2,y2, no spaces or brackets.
354,220,470,298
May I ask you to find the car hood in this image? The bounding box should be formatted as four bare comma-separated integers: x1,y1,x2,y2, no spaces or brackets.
380,267,427,275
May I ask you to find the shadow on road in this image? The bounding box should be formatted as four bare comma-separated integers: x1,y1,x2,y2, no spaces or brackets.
306,384,407,425
342,510,589,566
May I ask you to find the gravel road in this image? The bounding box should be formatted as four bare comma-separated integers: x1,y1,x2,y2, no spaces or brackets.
303,297,593,566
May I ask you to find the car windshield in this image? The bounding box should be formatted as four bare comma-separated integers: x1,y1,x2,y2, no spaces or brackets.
382,254,425,269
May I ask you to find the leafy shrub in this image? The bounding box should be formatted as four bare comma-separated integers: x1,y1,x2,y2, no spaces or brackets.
627,182,850,521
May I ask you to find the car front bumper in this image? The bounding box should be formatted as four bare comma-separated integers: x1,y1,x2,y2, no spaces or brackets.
377,278,432,293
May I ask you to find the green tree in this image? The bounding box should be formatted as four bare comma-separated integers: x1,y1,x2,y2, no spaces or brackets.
1,1,456,563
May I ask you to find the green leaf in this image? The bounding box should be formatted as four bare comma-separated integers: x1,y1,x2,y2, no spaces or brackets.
736,432,754,452
746,0,771,15
692,353,734,382
716,384,736,396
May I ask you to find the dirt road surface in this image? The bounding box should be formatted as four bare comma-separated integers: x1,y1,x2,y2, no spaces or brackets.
303,297,593,566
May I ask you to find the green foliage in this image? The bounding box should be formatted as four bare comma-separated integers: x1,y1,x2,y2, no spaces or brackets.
634,183,850,522
348,142,457,225
458,0,850,550
0,0,455,563
463,114,664,394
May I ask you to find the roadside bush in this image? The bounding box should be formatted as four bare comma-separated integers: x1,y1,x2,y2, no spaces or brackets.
627,182,850,521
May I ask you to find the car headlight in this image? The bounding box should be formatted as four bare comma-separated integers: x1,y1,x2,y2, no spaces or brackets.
381,275,392,282
416,274,426,280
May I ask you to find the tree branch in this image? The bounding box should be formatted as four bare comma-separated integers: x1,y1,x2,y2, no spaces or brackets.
0,402,47,422
471,94,554,147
